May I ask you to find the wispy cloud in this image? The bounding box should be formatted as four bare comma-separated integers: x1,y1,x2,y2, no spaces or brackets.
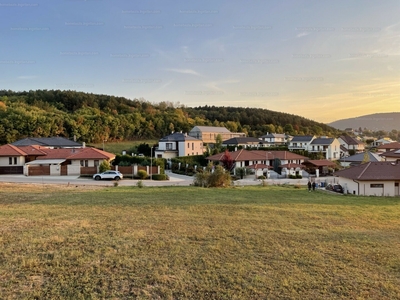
164,68,202,76
18,75,37,80
296,32,310,38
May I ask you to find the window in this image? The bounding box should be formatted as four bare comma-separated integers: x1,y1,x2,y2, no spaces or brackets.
9,157,12,165
192,142,194,150
94,160,99,167
85,160,89,167
166,143,172,150
80,160,84,166
187,142,190,148
370,184,384,188
14,157,17,164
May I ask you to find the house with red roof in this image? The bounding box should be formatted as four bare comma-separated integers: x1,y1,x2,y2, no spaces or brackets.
334,162,400,196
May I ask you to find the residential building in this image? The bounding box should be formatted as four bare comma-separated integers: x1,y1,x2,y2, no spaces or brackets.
288,135,315,151
259,133,288,147
338,135,365,153
371,138,394,148
11,137,83,148
334,162,400,196
155,132,203,159
338,151,382,167
222,137,262,149
188,126,245,144
309,137,341,160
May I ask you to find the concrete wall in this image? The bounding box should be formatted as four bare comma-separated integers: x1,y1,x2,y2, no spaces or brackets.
336,177,398,196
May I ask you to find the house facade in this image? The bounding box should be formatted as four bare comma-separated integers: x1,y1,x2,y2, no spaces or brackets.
338,135,365,153
309,137,341,160
334,162,400,196
155,132,204,159
259,133,287,147
188,126,245,144
288,136,315,151
222,137,262,149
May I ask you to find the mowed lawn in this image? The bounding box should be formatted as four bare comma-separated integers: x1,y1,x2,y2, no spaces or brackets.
0,183,399,299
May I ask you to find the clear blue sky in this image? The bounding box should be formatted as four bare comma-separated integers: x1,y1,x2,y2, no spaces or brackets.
1,0,399,123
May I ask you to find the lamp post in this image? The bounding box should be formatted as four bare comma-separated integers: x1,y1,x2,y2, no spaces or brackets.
150,146,153,181
102,139,107,151
266,151,272,178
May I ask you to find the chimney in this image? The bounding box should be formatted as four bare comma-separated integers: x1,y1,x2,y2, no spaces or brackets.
82,142,86,148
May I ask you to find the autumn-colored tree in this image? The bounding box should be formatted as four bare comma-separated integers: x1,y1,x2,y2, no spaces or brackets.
221,149,235,171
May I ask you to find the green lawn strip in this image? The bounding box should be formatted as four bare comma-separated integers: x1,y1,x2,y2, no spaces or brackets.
0,186,399,299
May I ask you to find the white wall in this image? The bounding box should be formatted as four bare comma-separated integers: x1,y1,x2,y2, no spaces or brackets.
336,177,398,196
0,156,25,166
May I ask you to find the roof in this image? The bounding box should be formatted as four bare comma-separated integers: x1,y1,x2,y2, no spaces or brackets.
310,138,335,145
222,137,261,145
379,149,400,158
25,159,66,165
159,132,201,142
377,142,400,150
339,151,381,163
207,150,308,162
259,133,286,139
290,135,314,142
303,159,336,167
11,137,82,147
67,148,115,160
0,144,27,156
190,126,231,133
17,145,47,156
334,161,400,181
339,135,363,146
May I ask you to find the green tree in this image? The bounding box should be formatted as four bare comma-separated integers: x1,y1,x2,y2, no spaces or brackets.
99,160,111,173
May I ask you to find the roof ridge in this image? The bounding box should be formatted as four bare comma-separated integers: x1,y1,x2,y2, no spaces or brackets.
357,162,371,179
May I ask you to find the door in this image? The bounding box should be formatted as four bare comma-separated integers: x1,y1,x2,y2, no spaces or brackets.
395,182,399,197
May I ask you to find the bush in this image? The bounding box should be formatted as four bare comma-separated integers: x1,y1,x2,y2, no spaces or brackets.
258,175,266,180
136,180,144,188
151,174,169,181
99,160,111,173
296,174,303,179
137,170,148,179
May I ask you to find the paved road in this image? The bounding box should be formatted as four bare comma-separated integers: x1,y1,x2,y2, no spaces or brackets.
0,172,338,187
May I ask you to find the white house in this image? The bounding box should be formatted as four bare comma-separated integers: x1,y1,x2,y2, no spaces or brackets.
288,136,315,151
155,132,204,159
338,135,365,153
334,162,400,196
259,133,288,147
188,126,245,144
309,137,341,160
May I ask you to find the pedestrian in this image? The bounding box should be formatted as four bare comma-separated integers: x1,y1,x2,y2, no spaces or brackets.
308,180,312,192
312,181,316,191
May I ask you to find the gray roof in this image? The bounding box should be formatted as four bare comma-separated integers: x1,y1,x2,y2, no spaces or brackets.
339,135,362,145
222,137,261,145
159,132,200,142
11,137,82,147
259,133,286,138
334,161,400,180
311,138,335,145
339,151,381,163
290,135,314,142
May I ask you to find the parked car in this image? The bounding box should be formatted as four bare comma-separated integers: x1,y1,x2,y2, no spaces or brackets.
93,170,123,181
326,183,343,193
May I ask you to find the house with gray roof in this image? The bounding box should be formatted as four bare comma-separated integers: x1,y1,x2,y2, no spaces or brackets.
309,137,341,160
338,135,365,153
259,133,288,147
334,161,400,196
338,151,382,167
155,132,204,158
288,135,315,151
222,137,262,149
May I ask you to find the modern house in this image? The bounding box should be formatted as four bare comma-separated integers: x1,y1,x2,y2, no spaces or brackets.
334,162,400,196
222,137,262,149
155,132,204,158
376,142,400,153
309,137,341,160
379,149,400,162
371,138,395,148
338,135,365,153
259,133,288,147
188,126,245,144
288,136,315,151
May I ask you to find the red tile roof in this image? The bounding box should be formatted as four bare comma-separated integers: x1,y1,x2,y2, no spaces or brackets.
68,148,115,160
303,159,336,167
334,161,400,181
377,142,400,150
0,144,27,156
206,150,308,162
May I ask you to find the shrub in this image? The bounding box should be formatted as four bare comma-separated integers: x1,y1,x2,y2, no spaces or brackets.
235,167,246,179
137,170,148,179
258,175,266,180
99,160,111,173
136,180,144,188
151,174,169,181
296,174,303,179
113,181,119,187
207,165,232,187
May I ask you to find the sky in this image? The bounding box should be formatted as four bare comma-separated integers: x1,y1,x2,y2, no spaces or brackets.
1,0,399,124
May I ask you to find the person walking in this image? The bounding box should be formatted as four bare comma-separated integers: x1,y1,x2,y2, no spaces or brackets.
312,181,316,191
308,180,312,192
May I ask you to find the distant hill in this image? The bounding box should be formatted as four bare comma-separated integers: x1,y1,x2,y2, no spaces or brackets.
328,113,400,131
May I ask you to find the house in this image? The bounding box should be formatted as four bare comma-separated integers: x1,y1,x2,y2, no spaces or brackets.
379,149,400,162
222,137,262,149
371,138,395,148
155,132,204,159
338,151,382,167
0,143,115,176
11,137,83,148
309,137,341,160
259,133,288,147
377,142,400,153
288,135,315,151
206,149,308,178
338,135,365,153
334,162,400,196
188,126,245,144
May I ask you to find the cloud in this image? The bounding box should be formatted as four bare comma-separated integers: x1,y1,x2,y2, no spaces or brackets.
296,32,310,38
18,75,37,80
164,68,202,76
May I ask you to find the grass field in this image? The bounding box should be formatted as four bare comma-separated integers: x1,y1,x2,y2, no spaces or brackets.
0,183,399,299
89,140,158,155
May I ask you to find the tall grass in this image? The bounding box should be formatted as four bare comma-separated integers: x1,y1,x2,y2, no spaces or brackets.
0,184,399,299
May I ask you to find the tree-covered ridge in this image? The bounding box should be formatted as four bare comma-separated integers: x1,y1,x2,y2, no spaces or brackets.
0,89,339,144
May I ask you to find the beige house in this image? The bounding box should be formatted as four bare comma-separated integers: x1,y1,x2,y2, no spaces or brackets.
188,126,245,144
155,132,204,158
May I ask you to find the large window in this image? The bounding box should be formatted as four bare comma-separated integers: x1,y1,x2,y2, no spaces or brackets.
9,157,12,165
166,143,172,150
14,157,17,164
370,184,384,188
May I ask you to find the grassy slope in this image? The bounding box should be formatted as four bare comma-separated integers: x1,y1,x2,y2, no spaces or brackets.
0,184,399,299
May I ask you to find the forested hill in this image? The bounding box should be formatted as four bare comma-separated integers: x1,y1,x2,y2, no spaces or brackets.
0,90,338,144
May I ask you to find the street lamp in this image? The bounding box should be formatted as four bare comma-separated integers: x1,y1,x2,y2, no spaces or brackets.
266,151,272,178
150,146,153,181
102,139,107,151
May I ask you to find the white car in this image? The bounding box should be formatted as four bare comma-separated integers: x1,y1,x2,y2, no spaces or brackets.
93,170,123,181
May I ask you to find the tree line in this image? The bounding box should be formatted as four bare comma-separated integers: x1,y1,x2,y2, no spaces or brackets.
0,89,340,144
